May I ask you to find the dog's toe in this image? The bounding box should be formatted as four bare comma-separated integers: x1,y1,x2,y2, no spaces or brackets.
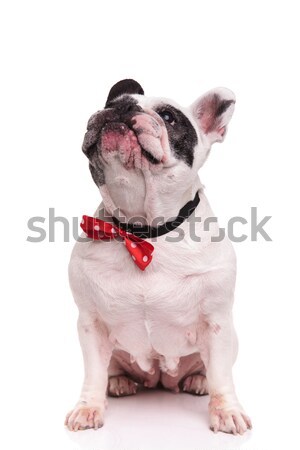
65,404,105,431
182,374,208,395
108,375,138,397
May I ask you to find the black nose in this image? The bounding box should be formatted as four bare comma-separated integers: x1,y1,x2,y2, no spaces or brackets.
118,98,143,115
106,96,143,116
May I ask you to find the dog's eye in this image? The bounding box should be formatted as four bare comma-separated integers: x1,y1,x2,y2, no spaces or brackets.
158,110,176,126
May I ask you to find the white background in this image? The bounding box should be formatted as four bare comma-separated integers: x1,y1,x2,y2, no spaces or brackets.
1,1,300,449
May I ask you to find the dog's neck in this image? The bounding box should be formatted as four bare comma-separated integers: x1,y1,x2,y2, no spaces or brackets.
98,177,203,226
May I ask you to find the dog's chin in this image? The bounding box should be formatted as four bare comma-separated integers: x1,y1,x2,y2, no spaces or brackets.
100,163,149,224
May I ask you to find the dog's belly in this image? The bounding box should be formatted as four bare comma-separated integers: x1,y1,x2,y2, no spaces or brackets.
94,269,201,372
109,349,206,390
70,236,232,374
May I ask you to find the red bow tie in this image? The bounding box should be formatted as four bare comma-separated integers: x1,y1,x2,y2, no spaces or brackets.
80,215,154,271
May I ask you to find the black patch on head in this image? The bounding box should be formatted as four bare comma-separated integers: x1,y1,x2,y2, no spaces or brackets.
82,109,114,158
105,79,144,108
82,110,113,187
155,104,197,167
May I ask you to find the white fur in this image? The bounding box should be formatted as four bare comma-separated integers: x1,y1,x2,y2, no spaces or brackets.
65,88,251,435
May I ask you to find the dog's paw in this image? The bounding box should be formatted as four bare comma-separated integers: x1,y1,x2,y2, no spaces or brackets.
182,374,208,395
65,402,105,431
209,395,252,435
108,375,138,397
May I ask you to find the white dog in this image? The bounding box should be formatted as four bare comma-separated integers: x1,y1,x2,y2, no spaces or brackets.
65,79,252,435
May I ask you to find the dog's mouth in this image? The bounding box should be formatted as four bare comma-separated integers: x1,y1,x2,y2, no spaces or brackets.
99,116,165,169
140,147,161,165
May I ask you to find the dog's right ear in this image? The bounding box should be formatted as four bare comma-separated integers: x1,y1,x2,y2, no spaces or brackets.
105,79,144,107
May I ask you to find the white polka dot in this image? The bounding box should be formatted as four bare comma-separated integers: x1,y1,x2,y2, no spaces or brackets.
81,219,85,225
130,242,137,248
142,255,148,262
111,227,117,234
132,255,136,261
94,225,100,231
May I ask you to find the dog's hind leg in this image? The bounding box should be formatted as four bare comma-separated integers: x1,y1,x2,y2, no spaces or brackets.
107,352,139,397
182,373,208,395
108,375,139,397
107,350,160,395
160,352,207,393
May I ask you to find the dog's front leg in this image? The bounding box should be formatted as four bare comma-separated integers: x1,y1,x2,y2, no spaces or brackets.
204,312,252,435
65,312,113,431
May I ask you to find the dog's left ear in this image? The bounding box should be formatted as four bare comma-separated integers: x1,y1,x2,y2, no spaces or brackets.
191,88,235,144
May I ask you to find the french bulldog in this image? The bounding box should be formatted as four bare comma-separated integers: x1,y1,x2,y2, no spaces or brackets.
65,79,252,435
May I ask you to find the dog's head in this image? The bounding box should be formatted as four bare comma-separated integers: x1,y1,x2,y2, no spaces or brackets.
83,79,235,222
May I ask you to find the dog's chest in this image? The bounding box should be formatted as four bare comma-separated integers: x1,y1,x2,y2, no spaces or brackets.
73,236,208,364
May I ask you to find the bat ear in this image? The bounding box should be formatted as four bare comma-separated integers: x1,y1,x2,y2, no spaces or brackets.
105,79,144,107
191,88,235,144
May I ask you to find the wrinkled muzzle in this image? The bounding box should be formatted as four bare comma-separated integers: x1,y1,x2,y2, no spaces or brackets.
99,113,166,169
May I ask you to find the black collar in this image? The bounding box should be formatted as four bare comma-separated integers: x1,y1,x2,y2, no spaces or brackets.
112,191,200,238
